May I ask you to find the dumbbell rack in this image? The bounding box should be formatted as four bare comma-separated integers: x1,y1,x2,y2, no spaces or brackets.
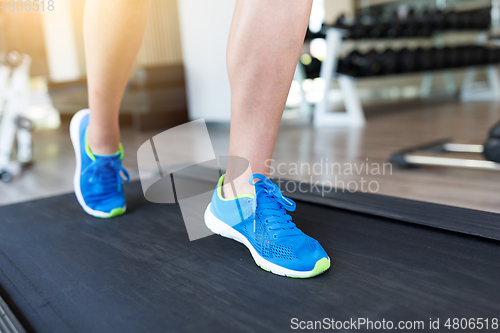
313,28,366,127
306,25,500,128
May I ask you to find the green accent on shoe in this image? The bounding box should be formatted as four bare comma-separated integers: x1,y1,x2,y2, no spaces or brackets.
96,207,126,219
289,258,331,278
85,130,124,161
256,262,270,272
255,257,330,278
117,143,124,159
217,174,254,201
85,129,96,161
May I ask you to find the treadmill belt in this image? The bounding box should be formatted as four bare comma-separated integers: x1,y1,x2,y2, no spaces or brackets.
0,181,499,333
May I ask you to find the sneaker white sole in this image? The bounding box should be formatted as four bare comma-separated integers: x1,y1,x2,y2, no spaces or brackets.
204,203,330,278
69,109,126,218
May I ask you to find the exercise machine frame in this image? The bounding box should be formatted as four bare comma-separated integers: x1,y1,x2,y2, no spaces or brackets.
389,138,500,171
0,52,33,182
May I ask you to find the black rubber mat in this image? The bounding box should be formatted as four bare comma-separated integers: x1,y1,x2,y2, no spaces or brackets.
283,180,500,241
0,181,499,333
170,165,500,241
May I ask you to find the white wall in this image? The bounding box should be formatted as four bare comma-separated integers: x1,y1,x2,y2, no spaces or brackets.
42,1,82,83
177,0,235,122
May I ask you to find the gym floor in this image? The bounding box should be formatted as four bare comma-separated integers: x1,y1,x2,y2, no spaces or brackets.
1,99,498,214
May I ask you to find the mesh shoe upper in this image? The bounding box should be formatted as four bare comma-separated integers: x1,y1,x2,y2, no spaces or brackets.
210,174,329,272
76,112,129,213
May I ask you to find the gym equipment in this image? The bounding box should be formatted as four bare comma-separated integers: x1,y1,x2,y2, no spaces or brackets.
389,121,500,171
430,47,446,70
470,46,486,66
349,17,369,40
304,28,326,42
490,120,500,138
401,9,418,38
444,46,460,68
378,49,398,75
300,55,322,79
340,50,381,77
484,121,500,162
333,14,348,30
430,9,446,31
486,47,500,64
385,11,402,38
0,51,33,182
417,10,434,37
307,18,500,127
458,11,472,30
445,10,460,30
0,170,499,333
479,8,492,30
470,9,485,29
458,46,474,67
329,7,491,41
397,48,417,73
483,138,500,163
415,47,434,71
369,21,388,39
337,46,492,77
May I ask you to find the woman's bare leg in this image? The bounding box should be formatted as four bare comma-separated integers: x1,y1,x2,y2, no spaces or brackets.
84,0,152,155
224,0,313,196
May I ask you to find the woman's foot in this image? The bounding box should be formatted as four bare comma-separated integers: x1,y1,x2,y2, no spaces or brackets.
205,173,330,278
70,109,129,218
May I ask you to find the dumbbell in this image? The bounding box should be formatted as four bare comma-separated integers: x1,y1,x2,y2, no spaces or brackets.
457,46,474,67
459,46,486,66
356,50,381,76
471,46,487,65
340,50,364,76
304,28,326,42
486,48,500,64
333,14,349,29
458,11,472,30
431,10,446,31
337,57,355,77
341,50,381,77
418,10,434,37
378,49,398,75
431,47,446,69
483,121,500,163
386,11,402,38
483,138,500,163
397,48,417,73
489,121,500,138
369,11,388,38
478,9,491,30
350,17,369,39
300,54,322,79
370,20,388,38
402,9,418,37
338,51,360,76
415,48,434,71
469,9,486,30
445,10,460,30
444,47,460,68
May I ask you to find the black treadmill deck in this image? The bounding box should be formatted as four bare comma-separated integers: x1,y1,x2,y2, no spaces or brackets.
0,182,499,333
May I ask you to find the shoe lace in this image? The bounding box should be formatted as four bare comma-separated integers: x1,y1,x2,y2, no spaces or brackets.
82,157,130,196
250,173,302,238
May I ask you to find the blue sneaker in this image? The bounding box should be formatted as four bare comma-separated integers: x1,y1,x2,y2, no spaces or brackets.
205,174,330,278
70,109,129,218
